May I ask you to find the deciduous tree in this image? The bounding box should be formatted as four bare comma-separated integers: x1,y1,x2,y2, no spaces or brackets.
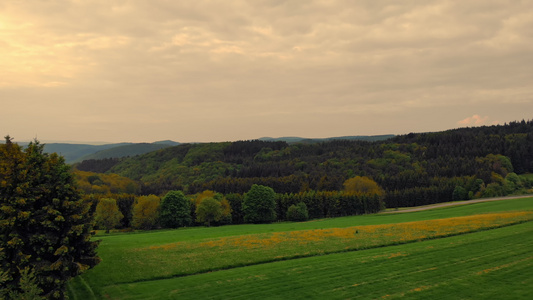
95,198,123,233
160,191,191,228
195,197,223,227
343,176,384,196
452,186,468,201
132,195,160,230
286,202,309,222
242,184,277,223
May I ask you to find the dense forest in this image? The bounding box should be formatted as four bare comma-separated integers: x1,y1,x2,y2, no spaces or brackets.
73,120,533,229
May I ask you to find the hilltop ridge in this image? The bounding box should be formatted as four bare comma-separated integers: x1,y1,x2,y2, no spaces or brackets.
74,120,533,209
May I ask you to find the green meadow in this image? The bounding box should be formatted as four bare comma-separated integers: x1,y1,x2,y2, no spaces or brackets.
68,197,533,299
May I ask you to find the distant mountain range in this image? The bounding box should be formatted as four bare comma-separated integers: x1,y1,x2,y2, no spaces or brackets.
7,135,394,164
7,140,180,164
70,142,181,163
259,135,395,144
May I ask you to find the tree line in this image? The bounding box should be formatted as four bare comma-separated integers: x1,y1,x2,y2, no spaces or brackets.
90,176,385,232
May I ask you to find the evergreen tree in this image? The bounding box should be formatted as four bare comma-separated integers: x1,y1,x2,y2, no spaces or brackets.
0,137,100,299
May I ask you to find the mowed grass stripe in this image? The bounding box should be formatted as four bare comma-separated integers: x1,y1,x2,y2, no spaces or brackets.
83,211,532,287
99,222,533,299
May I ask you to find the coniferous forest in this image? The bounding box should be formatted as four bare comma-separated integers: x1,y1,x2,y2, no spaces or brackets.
74,120,533,228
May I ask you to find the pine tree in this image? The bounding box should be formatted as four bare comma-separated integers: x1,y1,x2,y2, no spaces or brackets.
0,137,100,299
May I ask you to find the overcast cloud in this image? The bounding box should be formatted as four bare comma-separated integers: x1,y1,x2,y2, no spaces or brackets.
1,0,532,143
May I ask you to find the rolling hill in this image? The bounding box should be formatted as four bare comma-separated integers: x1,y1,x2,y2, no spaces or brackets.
74,120,533,208
258,134,395,143
31,141,180,163
74,142,180,163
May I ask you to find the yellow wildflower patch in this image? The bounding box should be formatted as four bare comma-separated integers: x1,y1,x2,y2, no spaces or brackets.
131,211,532,279
186,211,533,251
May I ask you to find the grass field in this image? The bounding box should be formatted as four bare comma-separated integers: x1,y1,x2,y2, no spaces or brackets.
68,197,533,299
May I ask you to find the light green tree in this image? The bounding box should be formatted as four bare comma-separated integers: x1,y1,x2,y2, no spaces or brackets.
195,197,223,227
95,198,123,233
132,195,160,230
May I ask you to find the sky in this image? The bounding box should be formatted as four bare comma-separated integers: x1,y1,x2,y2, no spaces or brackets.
1,0,532,144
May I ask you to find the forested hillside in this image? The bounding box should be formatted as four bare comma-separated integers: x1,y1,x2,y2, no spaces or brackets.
75,120,533,208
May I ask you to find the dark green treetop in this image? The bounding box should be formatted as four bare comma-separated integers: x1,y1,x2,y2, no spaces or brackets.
159,190,191,228
242,184,277,223
0,137,100,299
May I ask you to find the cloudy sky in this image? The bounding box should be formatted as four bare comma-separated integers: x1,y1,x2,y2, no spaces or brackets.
1,0,532,143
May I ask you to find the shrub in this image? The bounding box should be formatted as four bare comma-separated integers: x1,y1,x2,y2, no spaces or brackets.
452,186,468,201
287,202,309,222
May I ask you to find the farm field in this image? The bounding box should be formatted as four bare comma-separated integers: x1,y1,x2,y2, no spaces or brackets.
68,197,533,299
